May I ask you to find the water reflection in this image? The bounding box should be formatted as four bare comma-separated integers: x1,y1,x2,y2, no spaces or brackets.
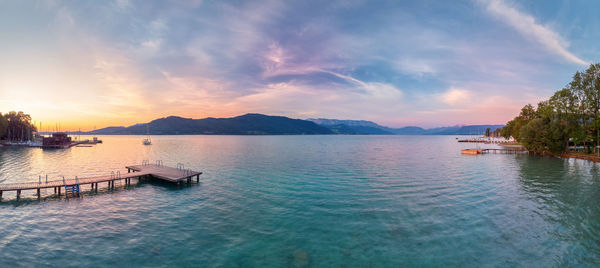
515,155,600,265
2,136,600,266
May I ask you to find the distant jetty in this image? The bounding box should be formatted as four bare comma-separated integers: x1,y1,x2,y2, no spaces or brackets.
457,138,514,144
461,148,528,155
2,132,102,148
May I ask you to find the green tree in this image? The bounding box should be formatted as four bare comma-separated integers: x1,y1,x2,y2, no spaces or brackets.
502,63,600,155
500,120,515,139
519,118,565,154
582,64,600,154
549,88,577,151
503,104,537,141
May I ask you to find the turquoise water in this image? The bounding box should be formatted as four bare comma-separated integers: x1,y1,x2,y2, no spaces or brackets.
1,135,600,267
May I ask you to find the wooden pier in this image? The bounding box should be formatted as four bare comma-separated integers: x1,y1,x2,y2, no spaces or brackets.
0,161,202,201
458,139,513,144
461,148,528,155
482,148,528,154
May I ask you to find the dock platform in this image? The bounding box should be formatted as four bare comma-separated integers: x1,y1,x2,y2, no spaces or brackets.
126,162,202,183
461,148,528,155
0,161,202,201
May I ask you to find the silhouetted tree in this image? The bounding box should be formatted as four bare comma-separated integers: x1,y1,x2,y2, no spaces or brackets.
3,111,36,141
0,113,7,139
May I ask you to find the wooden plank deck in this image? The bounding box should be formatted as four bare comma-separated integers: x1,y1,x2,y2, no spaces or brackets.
126,164,202,183
0,163,202,201
0,172,149,191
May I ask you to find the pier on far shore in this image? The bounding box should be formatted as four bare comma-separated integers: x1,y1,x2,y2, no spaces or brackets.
0,160,202,201
461,148,528,155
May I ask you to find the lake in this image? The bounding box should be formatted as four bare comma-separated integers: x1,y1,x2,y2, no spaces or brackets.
1,135,599,267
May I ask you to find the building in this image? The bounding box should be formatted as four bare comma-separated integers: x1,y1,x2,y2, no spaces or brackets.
42,133,72,148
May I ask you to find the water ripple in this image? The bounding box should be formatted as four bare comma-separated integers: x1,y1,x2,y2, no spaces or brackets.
1,135,600,266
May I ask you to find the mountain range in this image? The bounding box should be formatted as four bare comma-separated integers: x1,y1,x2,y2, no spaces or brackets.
306,118,503,135
87,113,503,135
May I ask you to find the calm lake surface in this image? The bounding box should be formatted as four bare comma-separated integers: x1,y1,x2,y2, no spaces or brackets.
1,135,600,267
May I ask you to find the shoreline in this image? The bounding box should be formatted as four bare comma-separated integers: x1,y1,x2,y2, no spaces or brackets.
561,152,600,163
497,143,600,163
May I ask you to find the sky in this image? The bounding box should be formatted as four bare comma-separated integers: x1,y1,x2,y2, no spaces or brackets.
0,0,598,130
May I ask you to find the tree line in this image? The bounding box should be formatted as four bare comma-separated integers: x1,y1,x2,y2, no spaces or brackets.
501,63,600,154
0,111,37,141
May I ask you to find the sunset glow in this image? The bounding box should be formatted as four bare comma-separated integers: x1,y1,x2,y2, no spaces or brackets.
1,0,596,130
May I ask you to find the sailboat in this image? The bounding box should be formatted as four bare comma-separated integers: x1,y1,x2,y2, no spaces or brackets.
143,125,151,145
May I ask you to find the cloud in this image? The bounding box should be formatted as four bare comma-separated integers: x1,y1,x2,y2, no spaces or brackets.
440,88,473,106
228,78,404,121
3,0,591,129
481,0,587,65
395,59,436,77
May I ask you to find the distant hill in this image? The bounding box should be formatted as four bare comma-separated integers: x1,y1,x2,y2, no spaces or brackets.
307,118,503,135
425,125,504,135
88,114,503,135
88,114,333,135
307,119,394,134
307,118,383,128
85,126,126,135
391,126,426,135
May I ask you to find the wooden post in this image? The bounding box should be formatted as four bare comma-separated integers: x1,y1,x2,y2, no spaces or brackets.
128,168,130,173
196,175,199,182
0,191,3,200
16,190,21,201
58,187,61,196
54,187,57,193
37,188,41,199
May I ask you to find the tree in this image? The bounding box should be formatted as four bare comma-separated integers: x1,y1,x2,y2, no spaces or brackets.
3,111,36,141
519,118,565,154
500,104,537,141
0,113,7,139
582,64,600,154
502,63,600,155
500,120,515,139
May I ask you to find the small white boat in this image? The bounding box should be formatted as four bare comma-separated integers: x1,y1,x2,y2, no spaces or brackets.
143,125,151,145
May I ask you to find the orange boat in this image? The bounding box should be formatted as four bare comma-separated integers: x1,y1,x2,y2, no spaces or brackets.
461,149,483,155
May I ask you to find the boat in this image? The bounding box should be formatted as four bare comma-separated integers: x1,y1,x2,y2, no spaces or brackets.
143,125,151,145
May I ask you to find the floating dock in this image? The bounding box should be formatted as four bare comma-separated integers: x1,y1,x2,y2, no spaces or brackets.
461,149,483,155
0,161,202,201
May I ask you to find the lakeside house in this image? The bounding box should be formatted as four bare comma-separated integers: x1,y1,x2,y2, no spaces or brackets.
42,133,72,148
